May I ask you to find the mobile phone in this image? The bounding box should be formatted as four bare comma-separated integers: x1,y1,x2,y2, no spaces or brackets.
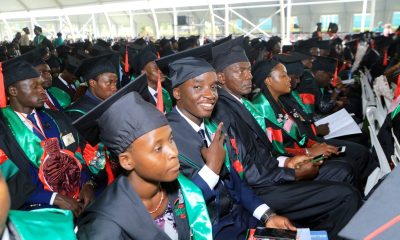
253,227,297,240
311,154,324,163
338,146,346,153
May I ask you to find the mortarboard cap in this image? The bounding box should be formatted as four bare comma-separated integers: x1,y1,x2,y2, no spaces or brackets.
19,49,46,67
212,34,232,47
293,38,318,55
282,45,294,53
273,52,310,63
98,91,168,156
45,54,60,69
2,57,40,88
312,56,337,73
212,36,249,72
373,35,393,50
155,44,213,87
339,166,400,240
284,62,304,77
73,74,166,148
251,59,280,88
134,44,158,72
64,55,81,74
266,36,282,51
75,53,119,82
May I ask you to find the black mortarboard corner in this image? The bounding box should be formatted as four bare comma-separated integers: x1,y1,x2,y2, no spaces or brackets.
251,59,280,88
273,53,310,63
19,49,46,67
284,62,304,77
339,165,400,240
155,44,213,88
293,38,318,55
64,55,81,74
266,36,282,51
45,54,60,69
312,56,337,74
73,74,149,144
212,36,248,72
212,34,232,47
2,57,40,88
373,35,394,50
75,53,119,82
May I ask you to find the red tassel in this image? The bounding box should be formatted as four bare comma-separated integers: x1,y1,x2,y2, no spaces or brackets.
371,40,375,49
332,60,338,87
394,74,400,100
383,49,388,66
124,46,129,73
0,62,6,108
156,52,164,113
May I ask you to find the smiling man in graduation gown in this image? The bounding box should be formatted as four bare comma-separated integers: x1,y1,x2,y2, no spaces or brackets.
209,38,361,239
0,57,94,216
160,45,296,239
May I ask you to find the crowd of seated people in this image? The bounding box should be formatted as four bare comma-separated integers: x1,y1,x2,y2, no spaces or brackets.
0,23,399,240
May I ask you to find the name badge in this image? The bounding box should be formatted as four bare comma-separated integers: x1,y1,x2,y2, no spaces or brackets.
62,133,75,147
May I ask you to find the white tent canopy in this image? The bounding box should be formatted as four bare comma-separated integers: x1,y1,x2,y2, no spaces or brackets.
0,0,399,42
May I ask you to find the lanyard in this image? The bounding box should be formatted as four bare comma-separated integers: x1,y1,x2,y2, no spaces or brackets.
17,112,47,140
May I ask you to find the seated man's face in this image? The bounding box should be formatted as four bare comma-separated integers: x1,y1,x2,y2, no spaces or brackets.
0,173,10,234
174,71,218,123
89,73,118,101
314,70,333,88
144,61,165,88
9,78,47,109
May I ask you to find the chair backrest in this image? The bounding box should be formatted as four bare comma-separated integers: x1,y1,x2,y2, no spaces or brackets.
391,128,400,166
366,106,384,133
360,70,376,116
368,125,392,174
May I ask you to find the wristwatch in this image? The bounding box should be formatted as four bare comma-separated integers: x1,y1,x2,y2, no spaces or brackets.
260,208,276,224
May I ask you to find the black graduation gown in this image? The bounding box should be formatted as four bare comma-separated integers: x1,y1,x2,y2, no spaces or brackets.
77,176,190,240
211,88,361,239
65,94,99,122
167,109,262,239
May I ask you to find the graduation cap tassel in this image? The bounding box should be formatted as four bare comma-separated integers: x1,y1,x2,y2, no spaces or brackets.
124,46,129,73
0,62,6,108
156,52,164,113
383,49,388,66
332,60,338,87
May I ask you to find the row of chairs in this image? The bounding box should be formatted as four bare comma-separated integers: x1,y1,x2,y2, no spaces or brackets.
359,69,399,195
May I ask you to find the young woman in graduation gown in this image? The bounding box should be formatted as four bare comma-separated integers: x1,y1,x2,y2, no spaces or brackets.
77,92,212,240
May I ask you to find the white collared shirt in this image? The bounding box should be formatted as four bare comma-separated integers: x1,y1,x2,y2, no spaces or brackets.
58,75,76,90
15,109,44,133
176,106,272,220
1,226,10,240
176,106,217,188
148,86,158,103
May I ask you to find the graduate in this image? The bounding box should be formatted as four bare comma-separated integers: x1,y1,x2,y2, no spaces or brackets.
50,55,80,103
65,53,119,121
133,44,173,112
19,49,66,111
251,58,376,190
209,38,361,239
160,45,296,239
77,91,213,240
33,26,46,47
0,56,94,216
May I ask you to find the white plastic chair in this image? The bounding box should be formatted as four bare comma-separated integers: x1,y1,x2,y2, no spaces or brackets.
391,128,400,167
364,107,392,195
360,71,376,117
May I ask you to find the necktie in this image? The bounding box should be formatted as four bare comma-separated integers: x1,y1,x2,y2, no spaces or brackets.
198,129,208,147
26,113,45,140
